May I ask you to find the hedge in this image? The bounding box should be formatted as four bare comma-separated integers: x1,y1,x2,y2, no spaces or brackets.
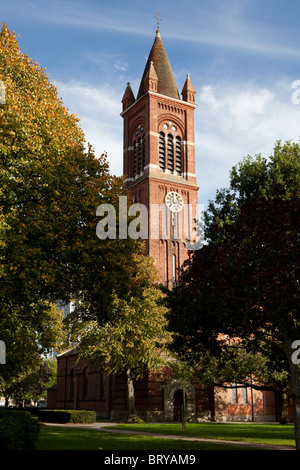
38,409,96,424
0,410,40,450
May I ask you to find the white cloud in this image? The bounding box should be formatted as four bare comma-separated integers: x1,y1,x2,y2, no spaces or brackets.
54,79,123,176
195,80,300,205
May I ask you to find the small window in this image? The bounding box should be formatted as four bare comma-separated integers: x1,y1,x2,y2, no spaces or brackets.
133,141,137,176
172,254,176,283
231,384,238,404
142,134,145,169
167,134,174,171
241,386,248,404
159,132,165,170
138,137,142,173
175,136,181,174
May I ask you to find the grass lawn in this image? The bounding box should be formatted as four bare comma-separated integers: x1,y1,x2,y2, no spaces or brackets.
36,425,250,450
103,422,296,448
35,422,296,451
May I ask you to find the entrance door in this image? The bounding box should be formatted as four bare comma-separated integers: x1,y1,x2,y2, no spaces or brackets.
173,389,183,421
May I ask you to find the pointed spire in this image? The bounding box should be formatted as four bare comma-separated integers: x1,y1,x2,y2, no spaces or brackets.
122,82,135,111
181,74,196,104
137,30,180,100
143,60,159,93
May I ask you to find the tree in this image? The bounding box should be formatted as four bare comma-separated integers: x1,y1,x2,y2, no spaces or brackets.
65,254,172,422
0,24,145,385
168,186,300,447
8,356,57,406
191,339,291,423
199,139,300,424
0,23,131,307
0,302,63,406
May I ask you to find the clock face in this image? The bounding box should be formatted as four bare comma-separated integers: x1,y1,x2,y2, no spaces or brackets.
165,191,184,213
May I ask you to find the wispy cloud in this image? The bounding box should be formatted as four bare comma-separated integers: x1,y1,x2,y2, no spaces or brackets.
168,29,300,60
5,0,300,59
163,0,300,60
24,0,154,37
85,51,128,72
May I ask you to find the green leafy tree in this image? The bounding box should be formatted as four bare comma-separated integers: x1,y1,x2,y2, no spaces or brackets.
9,356,57,406
192,340,290,423
0,302,63,406
66,254,172,422
205,140,300,242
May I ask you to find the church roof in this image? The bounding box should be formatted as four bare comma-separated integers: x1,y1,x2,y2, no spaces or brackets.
122,82,135,104
137,29,180,101
181,74,195,95
143,60,159,82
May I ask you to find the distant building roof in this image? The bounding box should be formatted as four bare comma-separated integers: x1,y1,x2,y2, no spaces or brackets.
47,384,57,391
56,345,79,358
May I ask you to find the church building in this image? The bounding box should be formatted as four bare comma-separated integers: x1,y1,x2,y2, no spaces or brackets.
48,27,280,423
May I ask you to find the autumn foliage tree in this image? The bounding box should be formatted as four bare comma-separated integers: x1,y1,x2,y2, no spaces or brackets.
0,24,141,390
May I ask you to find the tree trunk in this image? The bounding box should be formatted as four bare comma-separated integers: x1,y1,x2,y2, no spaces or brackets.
292,393,300,451
277,388,289,424
289,361,300,450
182,384,188,429
126,367,138,423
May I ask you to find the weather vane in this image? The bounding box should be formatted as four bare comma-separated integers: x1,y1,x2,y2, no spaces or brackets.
155,9,162,30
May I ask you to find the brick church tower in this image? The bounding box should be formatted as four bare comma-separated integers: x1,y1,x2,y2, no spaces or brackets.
121,27,199,287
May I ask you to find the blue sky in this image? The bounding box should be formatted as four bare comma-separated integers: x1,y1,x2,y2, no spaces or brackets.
2,0,300,207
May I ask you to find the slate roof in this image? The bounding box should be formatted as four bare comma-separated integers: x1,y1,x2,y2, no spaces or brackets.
137,29,180,101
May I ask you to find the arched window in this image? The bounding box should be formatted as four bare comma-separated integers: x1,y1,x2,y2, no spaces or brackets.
175,136,181,175
159,128,183,174
159,132,165,170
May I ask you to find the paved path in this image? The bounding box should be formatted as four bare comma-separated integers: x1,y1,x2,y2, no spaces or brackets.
42,422,295,451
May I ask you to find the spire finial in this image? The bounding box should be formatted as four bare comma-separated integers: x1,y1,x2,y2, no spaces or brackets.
155,9,162,30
